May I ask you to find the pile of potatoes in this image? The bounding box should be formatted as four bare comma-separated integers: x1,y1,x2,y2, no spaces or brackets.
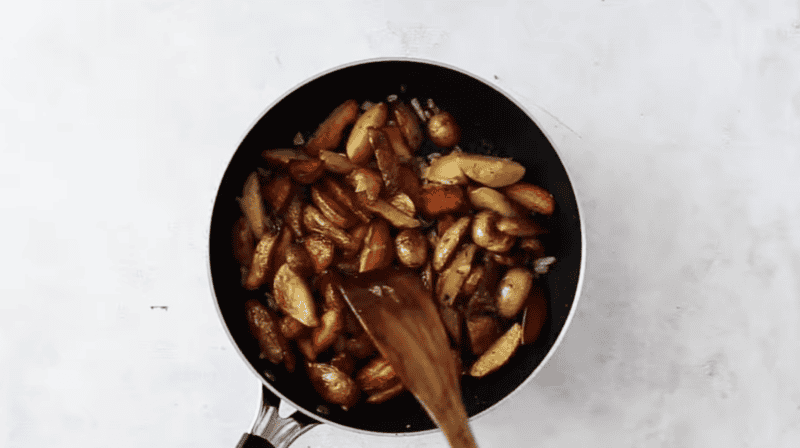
233,94,555,410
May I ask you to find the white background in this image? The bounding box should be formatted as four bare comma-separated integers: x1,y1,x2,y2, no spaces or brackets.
2,1,799,447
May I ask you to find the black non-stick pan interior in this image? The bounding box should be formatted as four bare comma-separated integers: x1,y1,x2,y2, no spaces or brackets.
209,60,583,434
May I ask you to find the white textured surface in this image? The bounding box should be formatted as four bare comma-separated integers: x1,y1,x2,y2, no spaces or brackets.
2,1,799,447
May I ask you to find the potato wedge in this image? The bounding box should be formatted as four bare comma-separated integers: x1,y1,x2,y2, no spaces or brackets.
284,243,314,277
366,382,405,404
317,270,346,311
285,194,304,238
341,223,369,259
469,322,522,377
393,101,423,151
304,233,335,274
504,182,556,215
394,229,428,269
307,362,360,409
471,210,515,253
382,125,414,163
244,299,288,365
355,356,400,393
241,172,268,240
466,315,500,356
370,128,401,196
427,111,461,147
311,309,344,356
347,102,388,164
289,158,325,184
468,186,522,218
496,216,547,237
496,268,534,319
305,99,359,156
261,148,310,165
418,184,466,217
311,186,358,229
432,216,472,271
359,219,393,273
522,283,548,345
302,204,358,252
396,165,422,203
322,177,371,223
460,264,485,298
346,168,382,204
319,150,359,174
244,232,279,290
457,153,525,188
359,198,421,229
262,174,296,213
425,151,468,185
279,314,307,340
273,263,319,327
388,192,416,218
436,243,478,305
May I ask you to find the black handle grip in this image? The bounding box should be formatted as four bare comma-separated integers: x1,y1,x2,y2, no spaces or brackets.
236,433,276,448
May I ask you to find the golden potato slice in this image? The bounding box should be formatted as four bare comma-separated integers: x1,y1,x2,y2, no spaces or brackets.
285,194,304,239
355,356,400,393
382,125,414,163
359,219,393,273
244,299,288,365
466,315,500,356
457,153,526,188
288,158,325,184
243,232,279,290
311,309,344,356
425,151,468,185
460,264,485,298
370,128,401,196
284,243,314,277
273,263,319,327
522,284,548,345
305,99,359,156
394,228,428,268
241,172,268,240
469,323,522,377
279,314,307,340
307,362,360,409
347,102,388,164
389,192,416,218
261,148,310,165
418,184,466,218
346,168,382,204
468,186,522,218
436,243,478,305
319,150,359,174
317,270,346,311
304,233,335,274
504,182,556,215
262,174,296,213
359,198,421,229
393,101,423,151
366,382,405,404
302,204,358,252
322,177,371,224
427,111,461,147
471,210,515,253
495,268,534,319
311,186,358,229
496,216,548,237
341,223,369,260
396,165,422,204
432,216,472,271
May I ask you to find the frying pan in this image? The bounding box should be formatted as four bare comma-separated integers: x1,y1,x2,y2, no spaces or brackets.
208,58,585,447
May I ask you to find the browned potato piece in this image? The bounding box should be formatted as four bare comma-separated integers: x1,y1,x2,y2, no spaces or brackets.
418,184,466,217
311,186,358,229
233,216,255,266
359,219,393,273
432,216,472,271
244,232,280,290
504,182,556,215
330,351,356,376
420,262,434,292
460,264,485,298
436,243,478,305
273,263,319,327
366,382,406,404
393,102,423,151
268,225,294,279
396,165,422,204
369,128,401,196
347,102,388,164
319,150,359,174
261,148,310,165
284,243,314,277
468,186,522,218
279,314,307,340
359,198,421,229
317,270,347,312
346,168,382,204
395,229,428,268
496,216,548,237
496,268,534,319
437,214,457,236
457,153,525,188
241,172,268,240
346,332,377,359
322,177,372,224
425,151,468,185
355,357,400,393
262,175,296,213
382,125,414,163
472,210,515,253
304,233,335,274
311,309,344,356
305,99,359,156
302,205,358,252
245,299,288,365
289,158,325,184
427,111,460,147
285,194,304,238
522,284,548,345
466,315,500,356
389,192,416,218
469,323,522,377
341,223,369,259
307,362,360,409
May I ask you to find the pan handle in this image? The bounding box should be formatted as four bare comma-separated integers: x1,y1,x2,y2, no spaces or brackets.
236,385,321,448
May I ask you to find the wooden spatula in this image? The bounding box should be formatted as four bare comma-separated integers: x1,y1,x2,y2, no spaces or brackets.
338,269,479,448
